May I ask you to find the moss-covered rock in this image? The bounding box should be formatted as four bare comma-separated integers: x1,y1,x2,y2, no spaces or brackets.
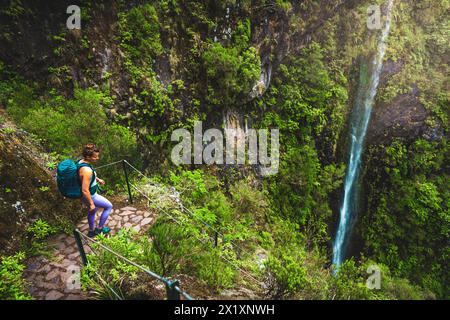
0,117,82,255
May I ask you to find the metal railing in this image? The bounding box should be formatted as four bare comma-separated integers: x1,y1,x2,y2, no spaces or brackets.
73,159,263,298
73,228,193,300
74,159,194,300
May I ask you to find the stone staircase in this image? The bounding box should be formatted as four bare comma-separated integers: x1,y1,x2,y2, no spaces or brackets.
24,205,156,300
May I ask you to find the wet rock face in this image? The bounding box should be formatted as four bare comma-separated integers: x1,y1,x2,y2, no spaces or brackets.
0,1,75,79
0,129,82,255
367,59,441,146
368,91,429,145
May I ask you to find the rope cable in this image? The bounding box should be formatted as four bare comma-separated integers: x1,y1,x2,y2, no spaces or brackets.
126,184,262,286
75,159,263,295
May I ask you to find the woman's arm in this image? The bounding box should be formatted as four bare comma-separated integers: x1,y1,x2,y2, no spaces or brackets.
80,167,95,211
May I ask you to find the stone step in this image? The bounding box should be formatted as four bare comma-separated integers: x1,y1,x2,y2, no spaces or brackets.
63,247,76,256
79,224,89,232
37,265,51,273
39,282,60,291
120,206,137,211
65,294,83,300
67,251,80,260
26,199,161,301
54,241,67,252
35,291,47,299
65,237,76,247
45,269,61,282
45,290,64,300
140,217,153,226
119,211,134,216
55,234,66,242
108,220,117,227
123,222,133,229
131,216,143,223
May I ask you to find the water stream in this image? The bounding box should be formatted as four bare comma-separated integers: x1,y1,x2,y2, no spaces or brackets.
332,0,394,271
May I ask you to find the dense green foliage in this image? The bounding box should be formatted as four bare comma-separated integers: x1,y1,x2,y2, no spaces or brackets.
0,70,140,185
0,252,33,300
118,3,163,65
81,169,435,299
116,2,187,154
355,0,449,298
362,139,449,297
201,19,261,108
381,0,449,129
24,219,57,257
0,0,447,300
257,42,347,248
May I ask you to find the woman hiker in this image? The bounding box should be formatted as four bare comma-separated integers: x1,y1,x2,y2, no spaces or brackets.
78,143,113,237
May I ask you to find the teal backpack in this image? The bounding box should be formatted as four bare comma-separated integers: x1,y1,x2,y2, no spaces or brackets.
57,159,97,198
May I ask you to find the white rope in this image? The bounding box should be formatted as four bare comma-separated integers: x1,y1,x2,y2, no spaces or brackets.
124,163,262,286
125,161,241,250
93,270,123,300
123,160,150,181
174,286,194,300
127,183,263,286
95,160,124,170
81,159,263,289
78,230,167,283
77,229,194,300
180,203,242,249
80,238,123,300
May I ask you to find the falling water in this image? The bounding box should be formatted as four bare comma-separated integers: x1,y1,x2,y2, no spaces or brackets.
332,0,394,271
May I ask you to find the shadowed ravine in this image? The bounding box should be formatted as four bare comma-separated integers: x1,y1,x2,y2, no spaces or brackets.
332,0,394,271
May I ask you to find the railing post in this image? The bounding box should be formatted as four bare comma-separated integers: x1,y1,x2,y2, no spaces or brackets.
166,279,181,300
73,229,88,266
122,160,133,204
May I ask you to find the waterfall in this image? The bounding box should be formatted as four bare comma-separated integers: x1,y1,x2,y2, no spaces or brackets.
332,0,394,271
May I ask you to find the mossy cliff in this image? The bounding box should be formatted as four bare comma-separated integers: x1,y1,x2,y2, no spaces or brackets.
0,115,82,255
0,0,447,299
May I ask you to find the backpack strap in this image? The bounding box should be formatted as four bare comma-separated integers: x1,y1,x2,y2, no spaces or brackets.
76,160,96,187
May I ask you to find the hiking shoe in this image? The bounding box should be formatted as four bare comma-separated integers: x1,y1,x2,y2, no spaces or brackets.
87,230,96,237
95,227,111,235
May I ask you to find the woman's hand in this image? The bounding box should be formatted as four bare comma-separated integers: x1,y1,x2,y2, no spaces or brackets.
97,178,105,185
89,203,96,212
